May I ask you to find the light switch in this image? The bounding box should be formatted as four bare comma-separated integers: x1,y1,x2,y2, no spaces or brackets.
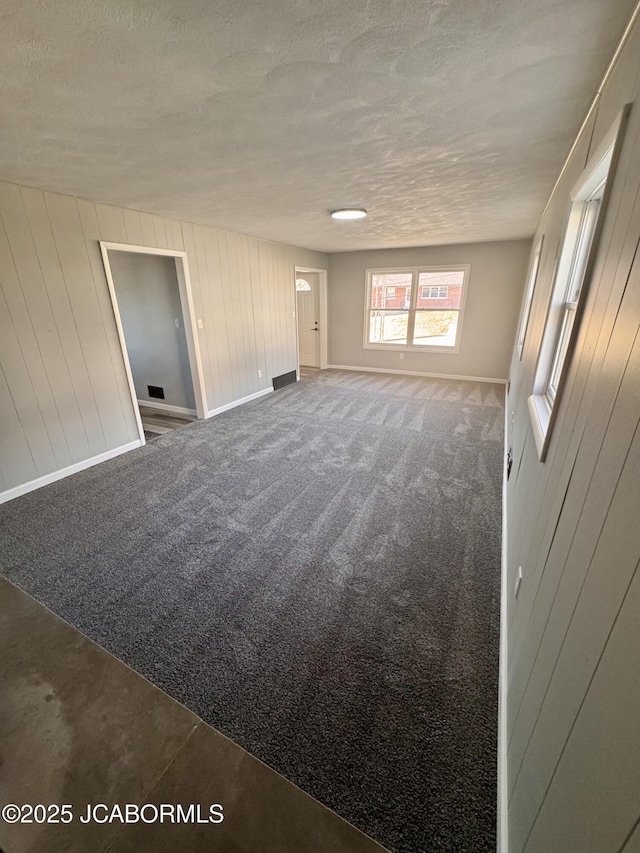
197,319,203,329
174,318,180,328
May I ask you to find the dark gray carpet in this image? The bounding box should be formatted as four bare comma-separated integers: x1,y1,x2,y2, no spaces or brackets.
0,369,504,852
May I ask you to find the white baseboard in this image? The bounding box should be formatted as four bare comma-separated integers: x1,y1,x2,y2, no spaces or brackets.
326,364,507,384
206,386,273,418
137,399,197,416
497,385,509,853
0,440,142,505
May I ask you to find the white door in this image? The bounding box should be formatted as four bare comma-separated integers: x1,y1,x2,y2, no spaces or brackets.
296,274,320,367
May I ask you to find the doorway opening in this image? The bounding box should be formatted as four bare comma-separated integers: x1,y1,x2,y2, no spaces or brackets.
100,242,207,446
295,266,328,378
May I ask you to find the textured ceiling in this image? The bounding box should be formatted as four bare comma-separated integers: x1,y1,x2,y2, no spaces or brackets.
0,0,636,252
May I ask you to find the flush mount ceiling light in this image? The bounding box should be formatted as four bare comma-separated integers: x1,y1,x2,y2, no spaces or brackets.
330,208,367,220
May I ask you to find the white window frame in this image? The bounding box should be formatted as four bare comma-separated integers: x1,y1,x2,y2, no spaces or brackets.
528,106,630,461
516,235,544,360
363,265,470,353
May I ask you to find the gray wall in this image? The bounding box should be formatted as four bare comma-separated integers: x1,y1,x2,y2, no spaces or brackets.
109,251,195,411
0,182,326,496
327,240,531,381
504,10,640,853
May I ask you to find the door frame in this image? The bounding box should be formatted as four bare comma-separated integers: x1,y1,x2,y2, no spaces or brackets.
294,266,328,375
100,241,208,446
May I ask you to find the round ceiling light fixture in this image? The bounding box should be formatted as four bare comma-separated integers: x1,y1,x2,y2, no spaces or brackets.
330,208,367,220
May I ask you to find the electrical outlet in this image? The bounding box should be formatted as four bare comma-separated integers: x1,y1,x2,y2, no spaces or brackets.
197,318,203,329
399,352,404,360
292,311,296,319
514,566,523,598
258,369,262,378
174,318,180,328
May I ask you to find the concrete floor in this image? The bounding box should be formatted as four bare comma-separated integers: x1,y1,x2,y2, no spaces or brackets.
0,577,388,853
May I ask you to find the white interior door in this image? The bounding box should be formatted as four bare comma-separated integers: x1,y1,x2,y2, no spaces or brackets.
296,274,320,367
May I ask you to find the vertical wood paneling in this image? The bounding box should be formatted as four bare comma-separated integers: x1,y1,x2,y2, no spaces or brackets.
202,226,234,405
181,222,213,403
223,232,243,397
122,209,143,245
0,211,60,474
216,230,240,399
0,186,72,470
94,203,127,244
0,360,37,484
169,220,184,251
508,242,640,790
248,239,268,390
139,212,157,247
77,201,135,443
20,188,91,463
263,240,278,380
524,551,640,853
0,180,326,494
0,282,48,477
19,191,99,461
44,194,113,455
152,215,168,249
505,13,640,853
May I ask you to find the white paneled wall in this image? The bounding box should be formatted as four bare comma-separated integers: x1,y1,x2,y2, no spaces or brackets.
0,182,326,497
504,10,640,853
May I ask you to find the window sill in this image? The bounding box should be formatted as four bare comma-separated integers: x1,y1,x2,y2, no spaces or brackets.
363,343,461,355
528,394,551,461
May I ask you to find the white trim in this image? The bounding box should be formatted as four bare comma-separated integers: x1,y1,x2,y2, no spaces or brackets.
99,243,186,258
207,387,273,418
0,441,142,505
327,364,506,384
528,393,551,461
137,399,197,416
363,265,470,354
99,242,209,447
497,385,510,853
174,253,209,418
295,266,328,372
529,106,630,462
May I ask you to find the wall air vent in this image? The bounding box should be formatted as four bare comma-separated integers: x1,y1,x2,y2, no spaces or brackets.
148,385,165,399
272,371,297,390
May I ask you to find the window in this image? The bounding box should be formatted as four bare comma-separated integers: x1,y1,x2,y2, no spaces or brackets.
365,266,469,352
296,278,311,291
528,106,629,461
422,285,449,299
516,235,544,360
546,198,600,406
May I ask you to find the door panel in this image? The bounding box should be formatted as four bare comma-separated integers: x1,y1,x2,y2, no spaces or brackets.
297,274,320,367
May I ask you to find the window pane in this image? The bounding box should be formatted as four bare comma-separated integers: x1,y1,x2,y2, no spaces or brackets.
567,198,600,303
369,310,409,344
371,273,412,309
548,308,575,400
412,310,458,346
416,271,463,309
